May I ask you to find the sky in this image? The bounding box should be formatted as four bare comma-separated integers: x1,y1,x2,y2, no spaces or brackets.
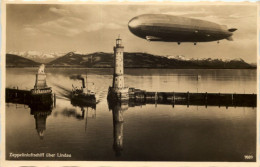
6,4,257,63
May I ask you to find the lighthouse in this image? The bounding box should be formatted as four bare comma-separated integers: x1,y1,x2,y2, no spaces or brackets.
108,36,129,101
113,36,125,89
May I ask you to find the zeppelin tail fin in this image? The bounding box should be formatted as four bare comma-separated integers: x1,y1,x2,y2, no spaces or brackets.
226,36,233,41
228,28,237,32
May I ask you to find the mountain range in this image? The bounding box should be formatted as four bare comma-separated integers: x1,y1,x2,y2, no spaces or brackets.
6,52,256,69
7,51,64,63
6,54,40,67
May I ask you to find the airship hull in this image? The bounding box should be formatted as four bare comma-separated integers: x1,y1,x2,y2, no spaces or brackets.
128,14,236,43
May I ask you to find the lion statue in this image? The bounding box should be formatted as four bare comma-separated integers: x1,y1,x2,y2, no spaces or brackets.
38,64,45,74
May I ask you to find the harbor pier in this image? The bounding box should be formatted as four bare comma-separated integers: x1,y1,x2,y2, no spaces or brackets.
6,64,54,109
128,88,256,107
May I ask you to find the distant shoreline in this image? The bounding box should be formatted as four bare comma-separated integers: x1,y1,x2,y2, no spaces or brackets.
5,66,257,69
6,52,256,69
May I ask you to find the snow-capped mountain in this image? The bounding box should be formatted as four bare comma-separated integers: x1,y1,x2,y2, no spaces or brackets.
166,55,191,61
7,51,66,63
6,51,254,69
165,55,246,63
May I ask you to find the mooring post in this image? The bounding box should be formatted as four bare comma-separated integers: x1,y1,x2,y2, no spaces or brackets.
171,92,175,108
219,92,220,108
187,91,190,108
173,92,175,103
219,92,221,108
155,92,158,108
155,92,158,101
234,93,236,108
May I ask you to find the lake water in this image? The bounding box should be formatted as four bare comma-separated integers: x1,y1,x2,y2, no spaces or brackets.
5,68,256,161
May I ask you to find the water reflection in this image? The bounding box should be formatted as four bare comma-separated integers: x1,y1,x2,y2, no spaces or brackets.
70,97,97,122
5,68,256,161
108,100,128,156
30,108,52,140
71,98,96,110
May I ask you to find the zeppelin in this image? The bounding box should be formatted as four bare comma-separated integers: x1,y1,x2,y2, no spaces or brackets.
128,14,237,45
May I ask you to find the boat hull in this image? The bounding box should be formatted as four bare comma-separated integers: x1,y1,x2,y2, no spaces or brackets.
71,93,96,108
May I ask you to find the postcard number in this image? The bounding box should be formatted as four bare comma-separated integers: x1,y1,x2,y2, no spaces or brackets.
244,155,254,160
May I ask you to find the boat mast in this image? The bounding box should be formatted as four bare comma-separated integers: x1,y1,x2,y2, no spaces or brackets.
85,69,88,92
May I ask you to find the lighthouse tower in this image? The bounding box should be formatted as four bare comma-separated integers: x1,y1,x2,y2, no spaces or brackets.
108,36,129,101
113,36,125,89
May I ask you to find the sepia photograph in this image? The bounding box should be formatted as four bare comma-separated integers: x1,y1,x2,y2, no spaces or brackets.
2,2,258,166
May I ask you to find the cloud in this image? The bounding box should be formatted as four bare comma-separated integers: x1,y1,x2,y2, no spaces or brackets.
162,11,207,17
23,19,80,37
23,10,124,38
39,19,82,37
107,23,123,30
7,4,257,63
49,7,70,16
84,22,123,33
84,22,103,32
23,26,41,36
84,22,123,32
19,6,126,38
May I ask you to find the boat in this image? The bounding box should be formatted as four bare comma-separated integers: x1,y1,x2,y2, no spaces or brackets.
71,75,96,105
